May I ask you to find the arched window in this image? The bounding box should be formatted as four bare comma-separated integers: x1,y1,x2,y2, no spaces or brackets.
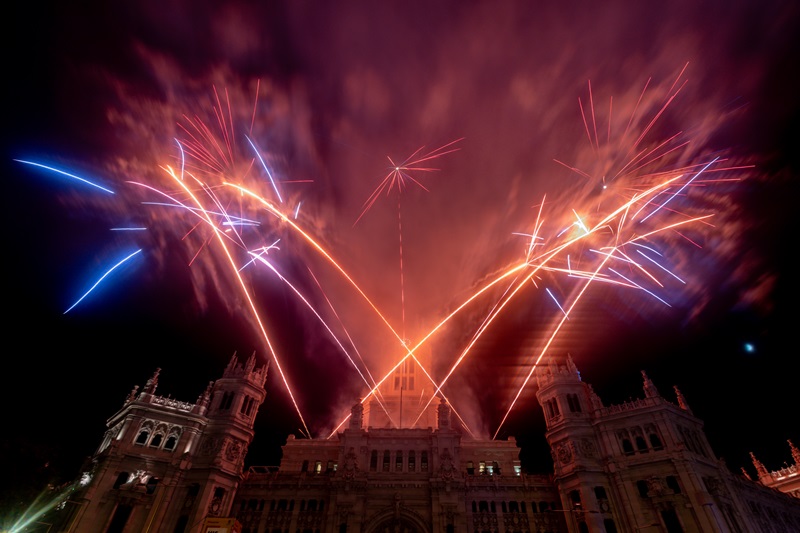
382,451,390,471
301,460,309,472
538,501,549,513
569,490,582,510
164,434,178,451
466,461,474,475
408,450,416,472
649,433,663,450
635,436,648,452
421,451,428,472
636,480,649,498
149,433,163,448
567,393,582,413
369,451,377,471
135,430,150,445
395,450,403,471
220,391,234,411
622,439,634,455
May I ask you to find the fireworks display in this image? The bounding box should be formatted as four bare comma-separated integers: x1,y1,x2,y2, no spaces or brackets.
5,0,798,512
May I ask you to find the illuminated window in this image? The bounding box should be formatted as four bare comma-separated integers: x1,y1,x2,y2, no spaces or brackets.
569,490,582,510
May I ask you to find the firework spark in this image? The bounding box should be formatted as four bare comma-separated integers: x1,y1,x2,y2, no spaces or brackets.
15,66,751,443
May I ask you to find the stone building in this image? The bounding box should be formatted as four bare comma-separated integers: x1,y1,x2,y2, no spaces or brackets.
40,353,268,533
30,354,800,533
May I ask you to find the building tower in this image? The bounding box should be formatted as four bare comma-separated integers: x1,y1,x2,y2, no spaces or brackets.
534,354,794,532
365,343,438,429
535,354,612,532
57,353,267,533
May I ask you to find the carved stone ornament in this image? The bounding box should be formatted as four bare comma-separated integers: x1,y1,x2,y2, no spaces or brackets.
225,439,243,462
579,439,597,458
343,447,358,479
439,448,455,480
557,443,573,465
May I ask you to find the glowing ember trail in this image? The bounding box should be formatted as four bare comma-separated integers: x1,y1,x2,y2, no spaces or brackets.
354,139,463,342
14,66,752,443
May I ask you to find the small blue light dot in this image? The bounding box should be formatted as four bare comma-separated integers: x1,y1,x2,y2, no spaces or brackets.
743,342,755,353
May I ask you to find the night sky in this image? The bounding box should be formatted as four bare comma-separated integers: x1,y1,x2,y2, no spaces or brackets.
4,0,799,506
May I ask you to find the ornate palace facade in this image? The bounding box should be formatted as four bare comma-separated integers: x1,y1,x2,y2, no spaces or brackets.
32,354,800,533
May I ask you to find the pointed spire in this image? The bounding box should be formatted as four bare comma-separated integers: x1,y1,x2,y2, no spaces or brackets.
750,452,768,477
245,351,256,372
740,467,752,481
143,368,161,394
226,352,238,372
197,381,214,409
125,385,140,404
789,440,800,466
641,371,659,398
673,386,692,413
566,354,580,379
